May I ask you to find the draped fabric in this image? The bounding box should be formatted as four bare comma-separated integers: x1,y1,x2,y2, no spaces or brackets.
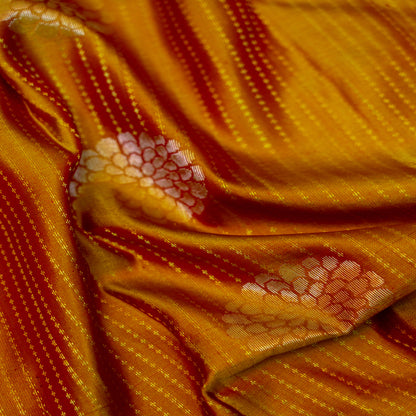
0,0,416,414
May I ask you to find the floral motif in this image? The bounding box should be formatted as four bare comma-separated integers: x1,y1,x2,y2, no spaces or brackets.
6,0,111,36
70,132,207,223
223,256,392,350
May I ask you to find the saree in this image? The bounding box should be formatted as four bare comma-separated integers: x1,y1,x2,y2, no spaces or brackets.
0,0,415,414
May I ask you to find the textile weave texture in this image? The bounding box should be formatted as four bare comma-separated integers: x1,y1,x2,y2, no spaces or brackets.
0,0,416,415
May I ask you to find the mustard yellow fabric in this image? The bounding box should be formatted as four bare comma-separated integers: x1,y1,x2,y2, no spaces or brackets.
0,0,415,415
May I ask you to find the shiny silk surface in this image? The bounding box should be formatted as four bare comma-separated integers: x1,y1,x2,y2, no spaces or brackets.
0,0,416,415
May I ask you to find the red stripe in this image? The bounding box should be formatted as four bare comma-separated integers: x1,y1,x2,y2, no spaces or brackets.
0,167,79,415
225,1,287,117
154,0,229,129
1,31,79,136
